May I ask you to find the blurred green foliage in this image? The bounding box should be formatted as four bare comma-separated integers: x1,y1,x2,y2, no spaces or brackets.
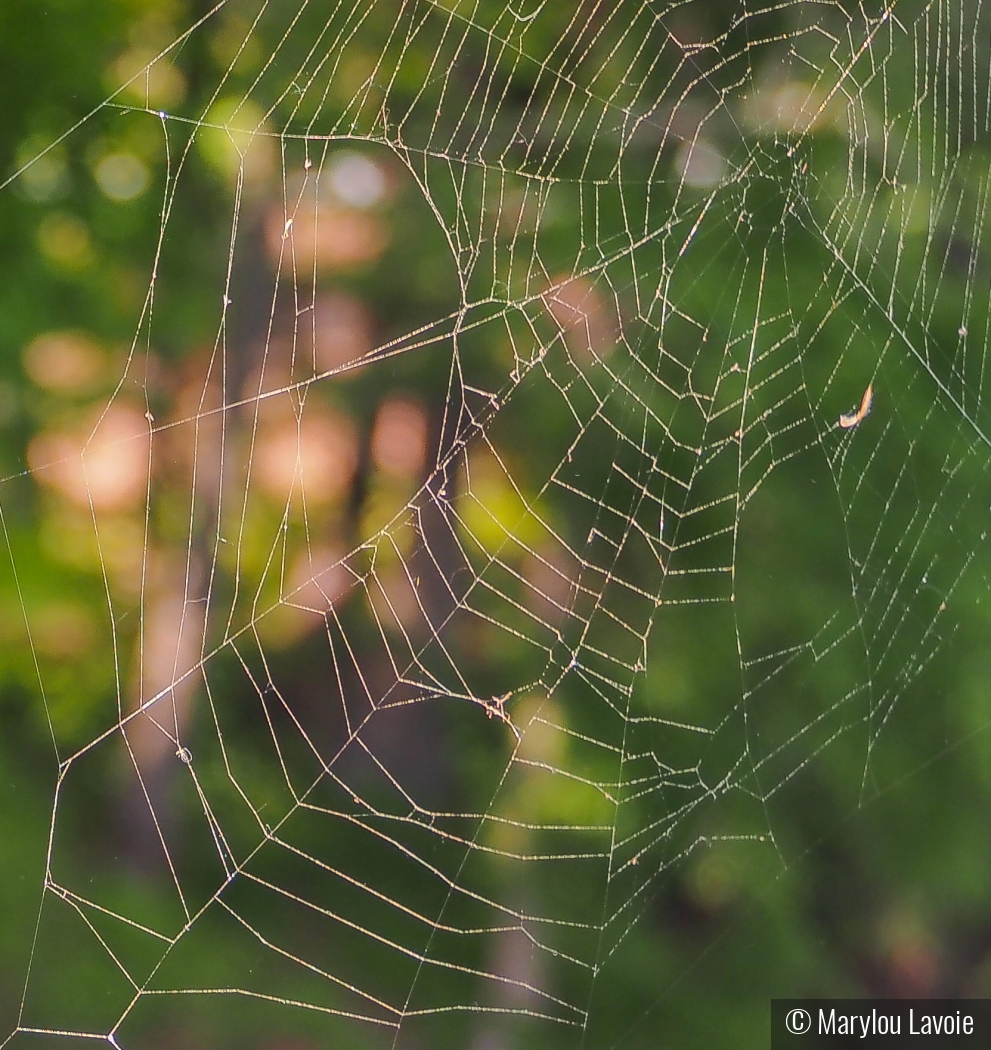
3,1,991,1048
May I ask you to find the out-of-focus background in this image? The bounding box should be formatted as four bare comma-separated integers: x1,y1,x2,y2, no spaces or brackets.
2,1,991,1047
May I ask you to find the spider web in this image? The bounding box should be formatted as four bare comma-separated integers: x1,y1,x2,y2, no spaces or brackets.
3,0,991,1047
